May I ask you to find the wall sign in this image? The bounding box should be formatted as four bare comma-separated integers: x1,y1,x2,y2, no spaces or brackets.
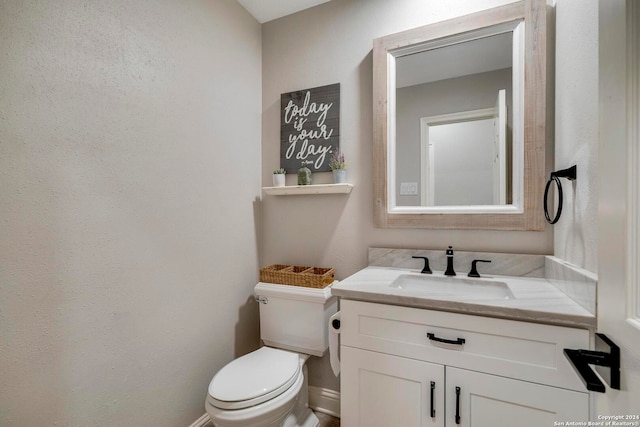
280,83,340,173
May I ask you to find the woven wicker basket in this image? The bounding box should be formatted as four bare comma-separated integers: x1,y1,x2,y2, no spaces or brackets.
259,264,335,288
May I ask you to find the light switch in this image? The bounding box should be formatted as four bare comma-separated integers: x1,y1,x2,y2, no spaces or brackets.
400,182,418,195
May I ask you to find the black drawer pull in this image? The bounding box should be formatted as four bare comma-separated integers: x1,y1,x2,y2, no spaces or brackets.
455,386,461,424
430,381,435,418
427,332,466,346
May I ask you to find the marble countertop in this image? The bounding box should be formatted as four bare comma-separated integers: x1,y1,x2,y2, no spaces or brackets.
331,266,596,330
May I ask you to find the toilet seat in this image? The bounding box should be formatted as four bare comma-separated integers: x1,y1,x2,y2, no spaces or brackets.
208,347,301,410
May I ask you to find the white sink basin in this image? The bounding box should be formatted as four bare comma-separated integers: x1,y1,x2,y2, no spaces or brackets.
388,274,515,300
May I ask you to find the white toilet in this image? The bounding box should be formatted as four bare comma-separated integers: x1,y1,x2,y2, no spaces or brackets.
205,282,337,427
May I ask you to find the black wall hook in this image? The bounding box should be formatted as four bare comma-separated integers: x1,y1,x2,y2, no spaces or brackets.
544,165,577,224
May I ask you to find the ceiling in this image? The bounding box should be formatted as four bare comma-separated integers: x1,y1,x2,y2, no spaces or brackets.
236,0,331,23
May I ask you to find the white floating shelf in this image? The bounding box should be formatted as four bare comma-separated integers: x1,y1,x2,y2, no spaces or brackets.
263,183,353,196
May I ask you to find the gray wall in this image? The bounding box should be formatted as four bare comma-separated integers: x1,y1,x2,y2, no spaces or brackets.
261,0,552,392
554,0,598,273
0,0,262,425
0,0,601,422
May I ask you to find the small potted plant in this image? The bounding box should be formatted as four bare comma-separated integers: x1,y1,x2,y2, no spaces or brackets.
273,168,286,187
329,148,348,183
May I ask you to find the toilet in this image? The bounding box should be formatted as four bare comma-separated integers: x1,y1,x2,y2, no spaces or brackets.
205,282,338,427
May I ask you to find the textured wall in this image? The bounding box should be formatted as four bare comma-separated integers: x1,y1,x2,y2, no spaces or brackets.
261,0,553,392
0,0,262,425
554,0,599,272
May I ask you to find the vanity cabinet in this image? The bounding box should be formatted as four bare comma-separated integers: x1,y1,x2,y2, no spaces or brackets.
340,300,589,427
342,347,444,426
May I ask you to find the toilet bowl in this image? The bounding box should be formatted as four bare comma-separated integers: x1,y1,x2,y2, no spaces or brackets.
205,282,337,427
206,348,314,427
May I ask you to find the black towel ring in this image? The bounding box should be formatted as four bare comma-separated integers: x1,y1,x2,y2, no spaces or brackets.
544,165,577,224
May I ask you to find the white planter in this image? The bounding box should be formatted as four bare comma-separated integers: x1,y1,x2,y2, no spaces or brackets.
273,174,286,187
332,169,347,184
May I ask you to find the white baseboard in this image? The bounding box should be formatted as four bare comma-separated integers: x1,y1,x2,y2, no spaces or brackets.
308,386,340,418
189,413,212,427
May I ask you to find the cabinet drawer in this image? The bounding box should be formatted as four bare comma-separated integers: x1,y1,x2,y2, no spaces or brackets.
340,300,589,391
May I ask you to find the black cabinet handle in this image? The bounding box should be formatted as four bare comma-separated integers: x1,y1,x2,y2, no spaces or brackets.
455,386,461,424
427,332,466,346
430,381,435,418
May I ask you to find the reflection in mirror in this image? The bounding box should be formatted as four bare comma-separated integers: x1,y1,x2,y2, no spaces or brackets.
418,93,509,206
393,24,522,210
395,32,514,208
427,118,499,205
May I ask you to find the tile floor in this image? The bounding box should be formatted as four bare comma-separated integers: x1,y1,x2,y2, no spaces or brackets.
315,411,340,427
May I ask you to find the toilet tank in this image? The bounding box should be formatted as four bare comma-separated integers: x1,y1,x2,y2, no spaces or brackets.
254,282,338,357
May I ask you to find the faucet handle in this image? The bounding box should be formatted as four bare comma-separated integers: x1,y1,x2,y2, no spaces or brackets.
412,256,432,274
468,260,491,278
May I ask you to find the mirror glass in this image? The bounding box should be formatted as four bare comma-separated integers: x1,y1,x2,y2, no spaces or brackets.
395,32,513,207
390,22,523,212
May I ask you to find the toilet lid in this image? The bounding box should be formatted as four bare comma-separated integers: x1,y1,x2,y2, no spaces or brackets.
208,347,301,410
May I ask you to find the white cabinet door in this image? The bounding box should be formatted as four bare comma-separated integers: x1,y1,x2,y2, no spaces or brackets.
341,346,445,427
446,367,588,427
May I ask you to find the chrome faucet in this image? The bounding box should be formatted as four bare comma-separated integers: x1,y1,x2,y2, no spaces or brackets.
444,246,456,276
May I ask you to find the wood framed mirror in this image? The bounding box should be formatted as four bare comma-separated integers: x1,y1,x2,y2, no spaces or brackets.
373,0,548,230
